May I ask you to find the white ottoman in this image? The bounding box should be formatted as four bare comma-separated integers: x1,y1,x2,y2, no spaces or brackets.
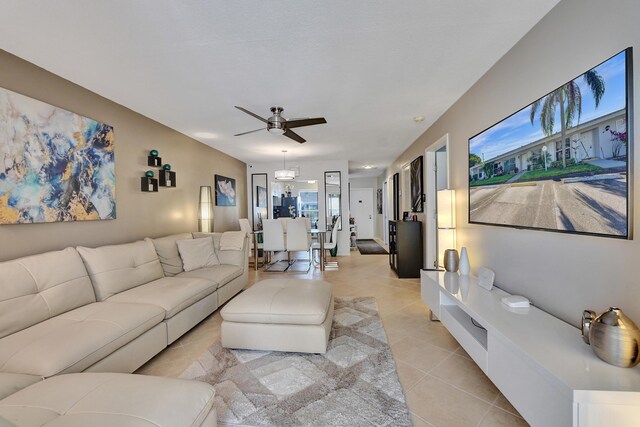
221,279,334,354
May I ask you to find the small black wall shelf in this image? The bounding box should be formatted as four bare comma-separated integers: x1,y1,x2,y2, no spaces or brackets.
148,156,162,167
159,170,176,187
141,177,159,192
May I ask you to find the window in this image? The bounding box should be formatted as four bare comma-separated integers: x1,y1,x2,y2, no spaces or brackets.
503,158,516,174
299,191,319,226
555,138,570,161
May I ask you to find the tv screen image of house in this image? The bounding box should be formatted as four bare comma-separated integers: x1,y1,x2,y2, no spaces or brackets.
468,48,632,239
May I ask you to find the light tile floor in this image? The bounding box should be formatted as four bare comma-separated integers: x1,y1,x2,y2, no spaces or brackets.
136,250,528,427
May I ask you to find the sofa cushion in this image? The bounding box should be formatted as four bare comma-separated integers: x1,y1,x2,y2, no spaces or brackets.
221,279,332,325
0,373,43,400
176,237,220,272
177,265,242,289
193,232,247,268
220,231,247,251
0,302,164,378
77,240,164,301
0,247,96,339
147,233,193,277
106,277,216,319
0,373,216,427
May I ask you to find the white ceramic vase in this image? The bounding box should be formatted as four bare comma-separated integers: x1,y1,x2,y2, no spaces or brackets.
459,247,470,275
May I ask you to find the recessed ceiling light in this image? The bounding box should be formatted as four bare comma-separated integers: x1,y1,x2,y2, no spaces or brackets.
192,132,217,139
308,180,317,184
413,115,425,123
363,165,374,169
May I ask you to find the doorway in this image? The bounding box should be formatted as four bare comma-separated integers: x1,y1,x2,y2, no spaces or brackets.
425,134,450,269
350,188,374,239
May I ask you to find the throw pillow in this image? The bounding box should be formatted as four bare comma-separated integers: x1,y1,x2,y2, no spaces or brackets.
176,237,220,272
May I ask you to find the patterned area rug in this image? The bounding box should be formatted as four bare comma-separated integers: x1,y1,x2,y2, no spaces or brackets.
180,297,412,427
356,239,389,255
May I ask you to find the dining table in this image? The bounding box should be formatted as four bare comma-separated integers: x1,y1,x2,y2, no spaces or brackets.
252,229,326,271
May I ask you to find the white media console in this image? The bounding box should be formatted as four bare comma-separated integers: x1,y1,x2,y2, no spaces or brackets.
421,270,640,427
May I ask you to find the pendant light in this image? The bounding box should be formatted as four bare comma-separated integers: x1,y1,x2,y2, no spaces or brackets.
274,150,295,181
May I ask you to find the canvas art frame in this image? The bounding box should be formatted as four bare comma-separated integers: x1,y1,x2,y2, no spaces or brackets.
410,155,424,213
376,188,383,214
215,174,236,206
0,87,116,224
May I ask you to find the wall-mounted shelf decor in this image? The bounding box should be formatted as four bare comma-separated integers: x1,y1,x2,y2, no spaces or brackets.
148,149,162,167
141,171,158,192
159,164,176,187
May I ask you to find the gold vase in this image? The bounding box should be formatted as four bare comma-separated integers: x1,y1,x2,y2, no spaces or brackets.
581,307,640,368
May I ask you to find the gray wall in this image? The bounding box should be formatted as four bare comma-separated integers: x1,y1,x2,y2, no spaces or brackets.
0,49,247,261
386,0,640,326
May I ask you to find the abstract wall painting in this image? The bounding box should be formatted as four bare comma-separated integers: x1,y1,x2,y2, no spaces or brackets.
215,174,236,206
0,87,115,224
376,188,382,214
410,155,424,212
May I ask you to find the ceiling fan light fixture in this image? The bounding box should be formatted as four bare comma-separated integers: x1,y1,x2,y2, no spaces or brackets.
267,127,285,135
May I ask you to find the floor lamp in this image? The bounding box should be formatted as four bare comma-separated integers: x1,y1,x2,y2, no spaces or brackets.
198,186,214,232
436,189,456,268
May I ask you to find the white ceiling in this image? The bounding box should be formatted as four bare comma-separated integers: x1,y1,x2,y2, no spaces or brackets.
0,0,559,177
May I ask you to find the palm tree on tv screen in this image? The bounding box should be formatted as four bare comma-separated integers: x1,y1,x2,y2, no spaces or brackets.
530,69,605,167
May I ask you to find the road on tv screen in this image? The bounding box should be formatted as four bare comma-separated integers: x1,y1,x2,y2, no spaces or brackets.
469,176,627,236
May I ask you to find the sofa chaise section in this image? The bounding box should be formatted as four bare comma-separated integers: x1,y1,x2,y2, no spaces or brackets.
0,248,166,378
0,373,217,427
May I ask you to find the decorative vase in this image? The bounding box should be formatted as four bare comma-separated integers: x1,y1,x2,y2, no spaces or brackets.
581,307,640,368
443,249,459,272
459,247,470,275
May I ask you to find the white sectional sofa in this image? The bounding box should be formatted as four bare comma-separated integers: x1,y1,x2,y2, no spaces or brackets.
0,231,249,426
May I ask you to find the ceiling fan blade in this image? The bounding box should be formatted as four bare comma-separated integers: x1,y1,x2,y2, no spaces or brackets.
286,117,327,129
234,128,266,136
284,129,306,144
234,106,268,123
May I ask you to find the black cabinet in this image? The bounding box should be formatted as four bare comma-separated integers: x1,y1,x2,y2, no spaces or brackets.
274,196,297,218
389,220,423,278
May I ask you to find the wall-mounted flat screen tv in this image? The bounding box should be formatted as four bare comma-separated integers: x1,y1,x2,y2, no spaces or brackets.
469,48,633,239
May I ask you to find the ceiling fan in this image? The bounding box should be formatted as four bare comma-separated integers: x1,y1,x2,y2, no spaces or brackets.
234,106,326,144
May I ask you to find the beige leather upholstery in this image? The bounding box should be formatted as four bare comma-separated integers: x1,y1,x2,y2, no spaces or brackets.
0,373,42,400
147,233,192,276
0,248,96,339
165,292,218,344
177,265,242,288
84,323,167,374
107,276,215,319
192,232,248,268
77,240,164,301
221,279,332,324
221,279,333,353
0,373,216,427
0,302,164,378
222,298,334,354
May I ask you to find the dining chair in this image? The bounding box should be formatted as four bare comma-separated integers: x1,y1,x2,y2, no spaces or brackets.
262,219,286,270
239,218,262,269
312,216,340,269
286,218,312,271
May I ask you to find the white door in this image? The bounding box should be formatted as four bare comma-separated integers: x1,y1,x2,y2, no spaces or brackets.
350,188,374,239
